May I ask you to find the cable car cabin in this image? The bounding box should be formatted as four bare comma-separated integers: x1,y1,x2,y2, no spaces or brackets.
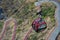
32,17,47,32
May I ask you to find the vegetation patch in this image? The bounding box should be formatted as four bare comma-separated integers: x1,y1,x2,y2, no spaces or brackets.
41,2,56,18
28,2,56,40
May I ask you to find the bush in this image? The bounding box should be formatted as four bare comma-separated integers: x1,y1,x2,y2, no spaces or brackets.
0,22,3,28
41,2,56,18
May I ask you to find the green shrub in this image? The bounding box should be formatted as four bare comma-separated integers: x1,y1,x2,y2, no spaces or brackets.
0,22,3,28
41,2,56,19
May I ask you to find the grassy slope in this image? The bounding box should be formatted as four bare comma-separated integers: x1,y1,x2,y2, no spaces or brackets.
26,2,56,40
0,0,56,40
12,2,56,40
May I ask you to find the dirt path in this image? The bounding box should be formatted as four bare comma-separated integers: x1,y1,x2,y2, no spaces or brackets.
0,18,17,40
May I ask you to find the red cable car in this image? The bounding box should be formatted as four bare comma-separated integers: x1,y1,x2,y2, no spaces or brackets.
32,17,47,32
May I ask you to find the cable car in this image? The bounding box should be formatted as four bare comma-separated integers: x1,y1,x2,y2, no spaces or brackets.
32,17,47,32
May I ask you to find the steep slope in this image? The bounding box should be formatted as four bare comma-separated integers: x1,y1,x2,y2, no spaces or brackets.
0,0,56,40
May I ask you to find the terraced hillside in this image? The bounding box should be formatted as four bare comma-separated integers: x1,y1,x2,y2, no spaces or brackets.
0,0,56,40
